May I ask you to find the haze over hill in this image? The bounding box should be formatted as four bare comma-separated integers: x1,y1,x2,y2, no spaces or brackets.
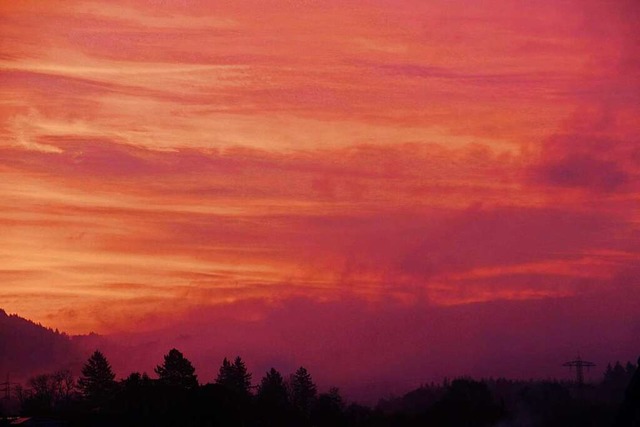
2,289,639,404
0,308,104,382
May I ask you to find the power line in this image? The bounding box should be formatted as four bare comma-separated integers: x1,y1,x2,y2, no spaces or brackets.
563,355,595,387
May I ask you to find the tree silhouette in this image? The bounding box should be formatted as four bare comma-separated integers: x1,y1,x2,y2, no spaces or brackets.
52,369,75,403
258,368,288,405
625,361,637,376
78,350,116,405
290,366,317,415
28,373,56,411
427,378,503,426
613,357,640,427
256,368,290,425
215,356,252,395
315,387,345,426
123,371,152,388
321,387,343,409
155,348,198,388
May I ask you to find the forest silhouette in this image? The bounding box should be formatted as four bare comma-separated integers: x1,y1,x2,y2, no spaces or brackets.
1,348,638,427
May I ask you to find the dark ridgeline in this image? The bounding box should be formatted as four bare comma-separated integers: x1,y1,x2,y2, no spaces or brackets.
0,309,84,379
1,350,638,427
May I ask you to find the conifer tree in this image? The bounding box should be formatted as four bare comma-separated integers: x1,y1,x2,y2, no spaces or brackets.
258,368,288,405
216,357,233,385
78,350,116,405
233,356,252,394
290,366,317,415
216,356,252,395
257,368,290,425
315,387,345,425
155,348,198,388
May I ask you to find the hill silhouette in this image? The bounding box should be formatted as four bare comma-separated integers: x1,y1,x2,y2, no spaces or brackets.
2,307,638,427
0,308,103,381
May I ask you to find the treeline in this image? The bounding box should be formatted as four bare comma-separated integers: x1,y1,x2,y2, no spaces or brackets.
4,349,349,427
376,361,638,427
1,349,638,427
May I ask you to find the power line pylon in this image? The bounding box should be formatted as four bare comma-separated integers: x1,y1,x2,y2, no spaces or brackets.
0,374,18,400
563,355,595,387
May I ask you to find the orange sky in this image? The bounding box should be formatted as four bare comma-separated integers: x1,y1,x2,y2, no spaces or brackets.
0,0,639,388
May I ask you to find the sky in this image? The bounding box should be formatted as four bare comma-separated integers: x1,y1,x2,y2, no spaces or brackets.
0,0,639,398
